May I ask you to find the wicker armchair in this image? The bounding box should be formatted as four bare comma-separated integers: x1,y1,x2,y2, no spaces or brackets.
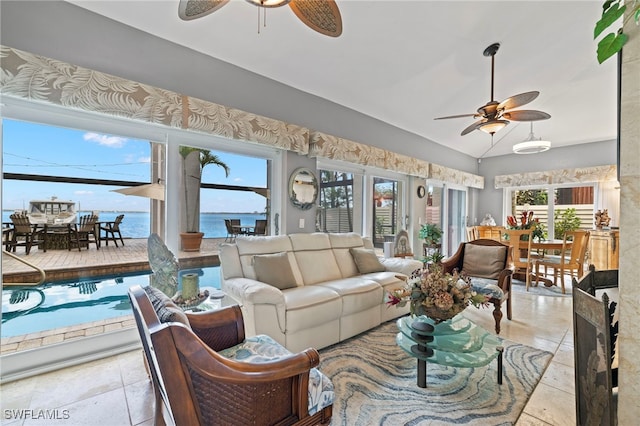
128,285,333,426
441,238,513,334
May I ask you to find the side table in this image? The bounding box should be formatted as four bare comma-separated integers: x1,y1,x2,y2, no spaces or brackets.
396,315,504,388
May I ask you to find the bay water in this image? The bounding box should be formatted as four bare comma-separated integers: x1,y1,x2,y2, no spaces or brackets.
2,211,266,239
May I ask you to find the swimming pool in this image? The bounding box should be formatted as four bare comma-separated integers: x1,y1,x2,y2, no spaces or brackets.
1,266,221,338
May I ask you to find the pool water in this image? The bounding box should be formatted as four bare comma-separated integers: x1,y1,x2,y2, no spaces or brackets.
1,266,221,338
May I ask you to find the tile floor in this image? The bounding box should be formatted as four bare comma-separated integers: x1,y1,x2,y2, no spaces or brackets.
0,280,576,426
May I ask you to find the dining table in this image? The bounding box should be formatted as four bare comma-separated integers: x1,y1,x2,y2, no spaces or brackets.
517,239,572,287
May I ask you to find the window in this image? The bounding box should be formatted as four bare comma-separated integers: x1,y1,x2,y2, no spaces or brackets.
317,170,354,233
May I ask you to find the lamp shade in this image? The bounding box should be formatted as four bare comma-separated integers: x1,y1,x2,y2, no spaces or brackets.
479,119,509,135
245,0,291,7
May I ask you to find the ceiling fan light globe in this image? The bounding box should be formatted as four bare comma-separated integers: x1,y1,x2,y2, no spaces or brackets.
513,140,551,154
479,119,508,135
245,0,291,7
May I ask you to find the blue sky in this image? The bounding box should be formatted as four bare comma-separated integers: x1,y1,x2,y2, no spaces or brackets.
2,119,267,213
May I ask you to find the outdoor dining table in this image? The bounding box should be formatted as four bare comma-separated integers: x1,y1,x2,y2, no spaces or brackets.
517,239,572,287
232,225,254,235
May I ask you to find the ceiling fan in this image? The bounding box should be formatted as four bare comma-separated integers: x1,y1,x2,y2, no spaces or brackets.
178,0,342,37
435,43,550,136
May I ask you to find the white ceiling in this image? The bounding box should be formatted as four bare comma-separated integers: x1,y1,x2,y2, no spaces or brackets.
67,0,618,158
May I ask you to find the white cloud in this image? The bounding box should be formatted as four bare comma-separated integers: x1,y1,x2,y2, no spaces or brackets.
138,156,151,163
74,190,94,195
83,132,127,148
233,177,243,182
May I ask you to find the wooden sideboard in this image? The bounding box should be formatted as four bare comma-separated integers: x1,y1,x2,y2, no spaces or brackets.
588,229,619,270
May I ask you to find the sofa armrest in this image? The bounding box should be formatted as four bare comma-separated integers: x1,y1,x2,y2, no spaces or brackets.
379,257,423,276
221,277,287,336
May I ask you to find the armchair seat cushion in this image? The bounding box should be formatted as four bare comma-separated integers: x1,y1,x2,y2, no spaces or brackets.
469,277,505,300
219,334,335,416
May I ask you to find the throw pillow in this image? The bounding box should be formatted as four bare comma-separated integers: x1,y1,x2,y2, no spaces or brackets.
253,252,298,290
144,286,190,327
462,244,507,279
350,247,386,274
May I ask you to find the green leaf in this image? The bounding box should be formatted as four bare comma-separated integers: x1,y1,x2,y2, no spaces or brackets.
597,32,628,63
602,0,616,12
594,3,626,39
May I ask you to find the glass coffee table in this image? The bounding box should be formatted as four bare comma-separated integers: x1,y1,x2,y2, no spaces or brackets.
396,315,504,388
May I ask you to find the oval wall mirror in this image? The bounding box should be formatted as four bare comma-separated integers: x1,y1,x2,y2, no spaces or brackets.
289,168,318,210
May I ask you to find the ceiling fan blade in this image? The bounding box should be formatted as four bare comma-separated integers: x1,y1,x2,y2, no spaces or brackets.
178,0,229,21
434,113,477,120
502,110,551,121
289,0,342,37
497,91,539,111
461,120,486,136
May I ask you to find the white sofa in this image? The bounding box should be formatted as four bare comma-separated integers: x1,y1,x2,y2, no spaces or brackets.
219,232,423,353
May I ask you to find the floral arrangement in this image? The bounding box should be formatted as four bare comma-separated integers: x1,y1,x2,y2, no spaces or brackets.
385,265,488,323
506,205,545,241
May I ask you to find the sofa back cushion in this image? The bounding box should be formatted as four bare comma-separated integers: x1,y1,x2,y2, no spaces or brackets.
234,235,304,285
289,233,342,285
219,243,243,279
328,232,366,278
253,252,298,290
462,243,508,279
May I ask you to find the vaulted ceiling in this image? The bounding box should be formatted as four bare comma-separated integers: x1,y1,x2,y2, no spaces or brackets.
67,0,618,158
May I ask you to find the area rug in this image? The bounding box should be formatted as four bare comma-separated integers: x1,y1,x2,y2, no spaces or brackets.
319,321,553,425
510,277,572,297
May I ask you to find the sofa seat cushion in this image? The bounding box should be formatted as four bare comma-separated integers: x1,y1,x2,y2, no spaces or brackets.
469,277,505,300
283,286,342,333
319,277,382,315
379,257,423,276
362,271,407,287
219,334,335,416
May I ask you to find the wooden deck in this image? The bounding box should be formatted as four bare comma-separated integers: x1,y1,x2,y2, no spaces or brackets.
2,237,225,284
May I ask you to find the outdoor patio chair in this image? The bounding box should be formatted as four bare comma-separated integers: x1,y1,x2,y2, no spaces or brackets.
8,212,46,255
99,214,125,247
251,219,267,235
224,219,238,242
68,214,100,251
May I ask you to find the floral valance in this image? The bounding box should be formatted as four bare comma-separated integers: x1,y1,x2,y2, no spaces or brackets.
494,165,617,188
429,163,484,189
0,45,309,154
309,131,484,188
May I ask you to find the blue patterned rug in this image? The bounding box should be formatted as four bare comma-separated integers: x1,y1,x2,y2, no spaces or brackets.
319,321,553,425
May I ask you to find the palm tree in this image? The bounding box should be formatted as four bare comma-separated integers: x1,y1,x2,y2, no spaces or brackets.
179,146,230,233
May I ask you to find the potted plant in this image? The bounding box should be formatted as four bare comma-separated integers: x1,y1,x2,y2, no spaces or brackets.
179,146,230,251
418,223,443,247
419,223,443,265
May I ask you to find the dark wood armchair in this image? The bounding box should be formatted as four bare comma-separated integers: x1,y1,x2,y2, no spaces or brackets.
68,214,99,251
128,285,333,426
441,238,513,334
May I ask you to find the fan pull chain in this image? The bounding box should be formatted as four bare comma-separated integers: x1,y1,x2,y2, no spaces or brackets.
256,6,268,34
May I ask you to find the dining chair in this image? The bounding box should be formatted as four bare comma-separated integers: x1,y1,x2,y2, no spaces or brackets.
99,214,125,247
68,214,100,251
465,226,479,241
8,212,47,255
535,230,590,294
504,229,534,290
